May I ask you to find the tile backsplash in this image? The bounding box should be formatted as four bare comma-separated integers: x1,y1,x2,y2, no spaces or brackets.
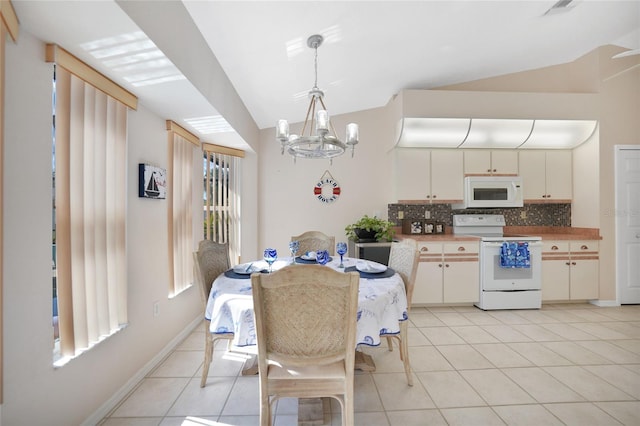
388,203,571,228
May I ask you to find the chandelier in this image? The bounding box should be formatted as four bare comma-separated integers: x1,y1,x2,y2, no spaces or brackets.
276,34,359,163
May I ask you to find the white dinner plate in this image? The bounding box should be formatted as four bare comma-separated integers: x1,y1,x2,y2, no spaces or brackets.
355,260,387,274
233,263,256,275
301,252,317,261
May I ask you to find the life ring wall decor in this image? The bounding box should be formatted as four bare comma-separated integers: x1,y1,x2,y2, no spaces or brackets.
314,170,341,203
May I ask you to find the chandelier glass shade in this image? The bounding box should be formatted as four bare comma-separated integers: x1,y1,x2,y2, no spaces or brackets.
276,34,359,162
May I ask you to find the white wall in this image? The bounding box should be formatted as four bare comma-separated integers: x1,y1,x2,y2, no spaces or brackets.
256,107,394,258
3,30,201,425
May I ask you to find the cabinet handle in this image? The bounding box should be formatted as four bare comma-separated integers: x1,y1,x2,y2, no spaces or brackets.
571,261,577,266
487,169,491,173
581,245,588,250
445,264,450,268
426,195,431,199
492,169,497,173
458,246,466,252
551,245,559,250
420,247,429,252
565,262,571,266
438,264,443,268
433,195,437,199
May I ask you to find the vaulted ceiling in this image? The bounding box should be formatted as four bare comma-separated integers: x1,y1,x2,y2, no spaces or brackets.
12,1,640,151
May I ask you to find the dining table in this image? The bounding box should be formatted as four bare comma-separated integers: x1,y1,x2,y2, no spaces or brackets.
204,254,409,373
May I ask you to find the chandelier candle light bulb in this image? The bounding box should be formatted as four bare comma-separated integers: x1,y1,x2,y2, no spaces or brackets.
276,34,359,163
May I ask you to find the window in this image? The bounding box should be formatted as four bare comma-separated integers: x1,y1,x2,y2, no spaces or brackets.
47,44,137,364
166,121,199,297
202,143,243,264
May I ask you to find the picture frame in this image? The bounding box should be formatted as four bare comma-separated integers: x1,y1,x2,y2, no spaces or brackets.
402,219,424,235
424,220,435,235
435,222,445,234
138,163,167,199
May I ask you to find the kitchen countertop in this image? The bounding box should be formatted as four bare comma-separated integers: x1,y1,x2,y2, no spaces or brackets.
394,226,601,242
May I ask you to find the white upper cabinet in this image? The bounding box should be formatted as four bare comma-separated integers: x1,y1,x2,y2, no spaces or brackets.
464,150,518,175
394,149,463,202
519,150,572,201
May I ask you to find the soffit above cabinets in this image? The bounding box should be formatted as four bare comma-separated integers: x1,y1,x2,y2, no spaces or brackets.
395,118,598,149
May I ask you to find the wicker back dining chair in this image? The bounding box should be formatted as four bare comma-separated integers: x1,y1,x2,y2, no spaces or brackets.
384,238,419,386
291,230,336,255
251,265,360,426
193,239,234,387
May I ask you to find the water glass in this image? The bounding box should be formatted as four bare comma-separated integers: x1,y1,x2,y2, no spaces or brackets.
336,242,348,268
289,240,300,263
263,248,277,273
316,250,330,265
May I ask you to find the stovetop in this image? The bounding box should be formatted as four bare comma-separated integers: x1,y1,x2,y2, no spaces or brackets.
452,214,541,241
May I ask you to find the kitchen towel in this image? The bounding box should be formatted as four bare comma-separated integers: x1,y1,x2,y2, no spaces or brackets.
500,241,531,268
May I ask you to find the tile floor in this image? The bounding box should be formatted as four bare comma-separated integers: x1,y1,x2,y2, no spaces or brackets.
99,303,640,426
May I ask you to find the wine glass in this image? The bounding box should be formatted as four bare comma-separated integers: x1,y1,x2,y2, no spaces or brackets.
336,242,348,268
289,240,300,264
316,250,330,265
263,248,277,273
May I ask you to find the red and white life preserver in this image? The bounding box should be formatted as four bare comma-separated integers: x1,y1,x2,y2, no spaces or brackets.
314,176,341,203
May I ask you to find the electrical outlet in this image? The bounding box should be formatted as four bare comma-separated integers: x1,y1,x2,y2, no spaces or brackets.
398,211,404,219
425,210,431,219
153,301,160,317
520,211,527,219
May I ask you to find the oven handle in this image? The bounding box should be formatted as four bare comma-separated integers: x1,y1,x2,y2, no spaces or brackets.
481,241,542,248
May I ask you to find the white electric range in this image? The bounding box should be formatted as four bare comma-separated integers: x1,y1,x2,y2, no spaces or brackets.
453,214,542,310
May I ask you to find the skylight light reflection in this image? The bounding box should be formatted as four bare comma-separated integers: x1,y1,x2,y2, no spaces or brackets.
185,116,234,134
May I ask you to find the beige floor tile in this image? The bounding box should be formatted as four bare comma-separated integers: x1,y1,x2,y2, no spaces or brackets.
159,416,218,426
541,341,612,365
543,402,622,426
481,325,532,343
372,372,435,411
167,377,235,417
502,367,584,403
451,325,500,344
406,326,432,346
387,409,447,426
419,326,466,345
462,312,503,326
416,371,485,408
150,350,204,378
571,322,629,340
217,415,261,425
543,366,635,401
408,345,454,372
538,310,585,323
354,374,385,412
538,322,598,340
595,307,640,321
595,401,640,426
367,346,409,374
409,311,446,327
440,407,506,425
622,363,640,375
582,365,640,399
460,369,535,405
111,378,190,417
436,345,493,370
100,418,164,426
472,343,534,368
274,397,298,415
176,331,206,351
453,306,481,313
508,342,572,366
492,404,563,426
433,312,474,326
354,411,390,425
221,376,260,416
511,324,564,342
565,309,619,323
488,311,531,325
604,324,640,339
427,306,458,313
200,350,246,379
576,340,640,364
510,310,561,324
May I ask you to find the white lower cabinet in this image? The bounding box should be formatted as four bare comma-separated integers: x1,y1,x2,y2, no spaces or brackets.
541,240,599,301
413,241,479,305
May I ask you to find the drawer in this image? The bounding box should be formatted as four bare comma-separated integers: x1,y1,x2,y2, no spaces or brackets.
542,241,569,253
417,242,442,262
569,240,599,253
443,242,479,254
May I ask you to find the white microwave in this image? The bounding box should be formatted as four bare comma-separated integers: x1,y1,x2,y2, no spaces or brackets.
453,176,524,209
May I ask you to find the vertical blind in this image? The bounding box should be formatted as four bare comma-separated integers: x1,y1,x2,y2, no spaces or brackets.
54,67,128,357
203,146,242,264
167,124,198,297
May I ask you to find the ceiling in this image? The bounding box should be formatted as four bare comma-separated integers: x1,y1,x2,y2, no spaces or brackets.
11,1,640,151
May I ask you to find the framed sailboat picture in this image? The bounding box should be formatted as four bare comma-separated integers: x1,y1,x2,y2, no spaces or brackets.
138,163,167,199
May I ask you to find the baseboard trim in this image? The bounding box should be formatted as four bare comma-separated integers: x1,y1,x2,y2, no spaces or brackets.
81,315,203,426
589,299,620,307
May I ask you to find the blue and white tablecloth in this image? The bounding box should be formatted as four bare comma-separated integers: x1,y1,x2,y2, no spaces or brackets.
204,257,408,348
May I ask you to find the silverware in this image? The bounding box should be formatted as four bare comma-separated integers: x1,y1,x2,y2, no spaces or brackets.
245,262,253,272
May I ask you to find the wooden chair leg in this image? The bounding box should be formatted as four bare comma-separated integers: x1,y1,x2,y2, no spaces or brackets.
386,335,394,351
399,321,413,386
200,332,214,387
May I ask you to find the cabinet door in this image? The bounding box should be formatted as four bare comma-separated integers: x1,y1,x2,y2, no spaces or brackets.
443,261,479,303
430,150,463,202
413,261,444,305
545,150,572,201
395,149,431,201
491,150,518,175
519,151,547,200
542,259,570,301
464,150,491,175
570,259,599,300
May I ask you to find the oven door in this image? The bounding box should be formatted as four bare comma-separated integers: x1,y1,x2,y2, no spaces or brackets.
480,241,542,291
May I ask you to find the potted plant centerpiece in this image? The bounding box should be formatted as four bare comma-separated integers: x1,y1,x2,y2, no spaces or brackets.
345,215,395,242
